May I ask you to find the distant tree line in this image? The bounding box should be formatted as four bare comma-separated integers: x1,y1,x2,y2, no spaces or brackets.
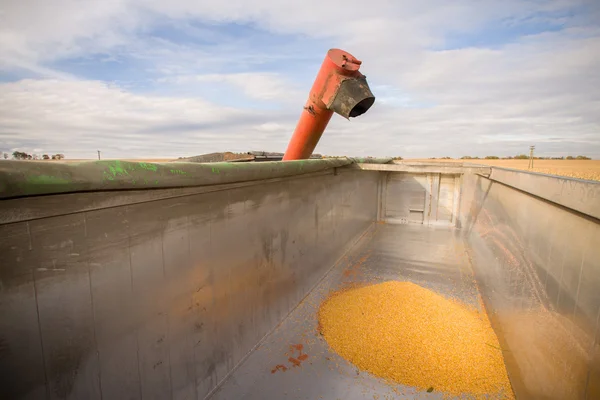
5,151,65,160
11,151,33,160
566,155,591,160
459,155,592,160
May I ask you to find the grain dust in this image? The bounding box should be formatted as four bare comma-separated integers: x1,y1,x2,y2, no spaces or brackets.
318,281,514,398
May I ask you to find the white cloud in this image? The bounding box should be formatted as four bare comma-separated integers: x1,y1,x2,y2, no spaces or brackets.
159,72,302,102
0,79,287,158
0,0,599,158
3,0,586,71
255,122,289,132
0,0,138,69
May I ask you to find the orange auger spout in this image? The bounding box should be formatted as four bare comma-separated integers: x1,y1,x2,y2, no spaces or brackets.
283,49,375,161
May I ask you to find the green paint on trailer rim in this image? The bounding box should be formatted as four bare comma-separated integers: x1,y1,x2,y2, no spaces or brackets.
108,160,130,177
97,160,165,182
99,160,134,182
0,158,354,199
138,162,158,172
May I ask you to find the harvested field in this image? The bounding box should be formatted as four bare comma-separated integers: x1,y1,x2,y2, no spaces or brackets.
410,159,600,181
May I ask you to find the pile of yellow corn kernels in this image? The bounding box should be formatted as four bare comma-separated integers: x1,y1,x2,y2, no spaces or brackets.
319,281,514,398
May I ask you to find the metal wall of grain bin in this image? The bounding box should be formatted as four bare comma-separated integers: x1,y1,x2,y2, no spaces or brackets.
0,168,379,400
2,158,599,400
382,171,461,225
437,174,459,223
460,169,600,400
384,173,427,223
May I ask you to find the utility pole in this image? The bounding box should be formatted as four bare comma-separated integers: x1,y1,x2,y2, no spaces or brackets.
97,150,101,160
528,145,535,170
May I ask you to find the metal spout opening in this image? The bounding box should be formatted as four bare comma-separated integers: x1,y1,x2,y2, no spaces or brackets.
330,77,376,119
349,96,375,118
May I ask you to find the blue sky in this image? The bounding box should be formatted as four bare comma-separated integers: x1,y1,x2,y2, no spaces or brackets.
0,0,599,159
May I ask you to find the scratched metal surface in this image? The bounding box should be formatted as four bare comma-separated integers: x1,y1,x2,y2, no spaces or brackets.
0,158,353,199
0,168,378,400
460,172,600,400
487,167,600,220
212,223,484,400
2,162,599,400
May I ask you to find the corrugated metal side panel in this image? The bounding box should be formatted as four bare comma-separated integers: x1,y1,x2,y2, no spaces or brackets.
438,175,456,223
385,173,426,223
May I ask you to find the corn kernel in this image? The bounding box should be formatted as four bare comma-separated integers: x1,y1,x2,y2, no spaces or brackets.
318,281,514,398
